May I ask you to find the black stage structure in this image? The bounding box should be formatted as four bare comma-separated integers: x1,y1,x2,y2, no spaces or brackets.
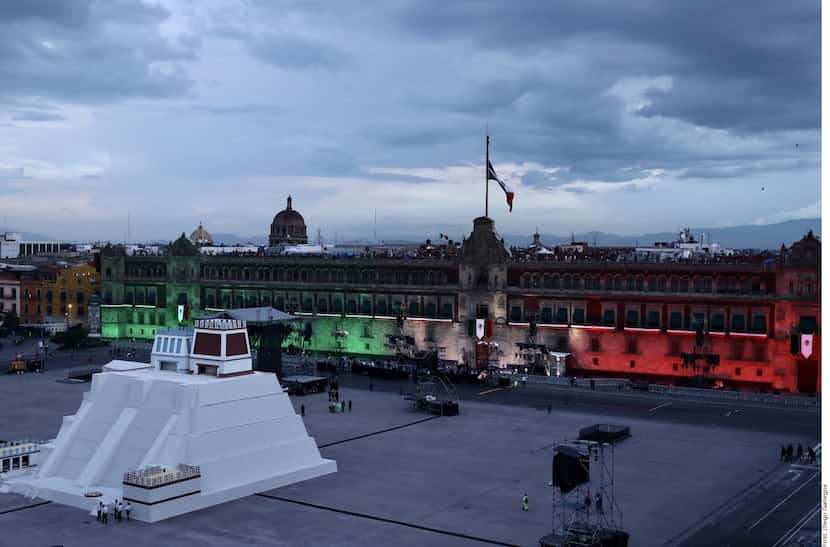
203,307,303,376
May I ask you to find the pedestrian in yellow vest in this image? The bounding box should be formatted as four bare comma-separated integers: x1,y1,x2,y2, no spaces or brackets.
522,493,529,512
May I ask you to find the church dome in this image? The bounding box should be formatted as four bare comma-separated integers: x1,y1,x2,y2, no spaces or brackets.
270,196,308,246
190,223,213,246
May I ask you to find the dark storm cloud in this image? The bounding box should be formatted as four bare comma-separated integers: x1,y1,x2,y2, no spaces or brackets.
389,0,819,133
0,0,194,105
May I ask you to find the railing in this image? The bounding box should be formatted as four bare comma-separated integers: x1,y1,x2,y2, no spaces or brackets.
194,318,246,330
123,463,201,487
494,373,628,390
0,440,45,458
647,384,819,407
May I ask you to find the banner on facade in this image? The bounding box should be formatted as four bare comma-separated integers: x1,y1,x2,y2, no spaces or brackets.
801,334,814,359
476,318,485,339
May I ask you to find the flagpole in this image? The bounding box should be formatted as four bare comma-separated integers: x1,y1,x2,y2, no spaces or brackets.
485,133,490,218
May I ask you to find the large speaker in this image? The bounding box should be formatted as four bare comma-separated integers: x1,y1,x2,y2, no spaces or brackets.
552,445,589,493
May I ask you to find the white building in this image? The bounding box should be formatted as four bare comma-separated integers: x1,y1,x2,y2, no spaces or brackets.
8,318,336,522
0,233,62,259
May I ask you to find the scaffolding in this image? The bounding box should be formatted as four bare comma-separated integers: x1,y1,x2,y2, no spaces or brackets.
550,441,624,547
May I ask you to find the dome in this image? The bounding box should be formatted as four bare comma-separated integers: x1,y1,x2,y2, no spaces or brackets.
190,223,213,246
269,196,308,246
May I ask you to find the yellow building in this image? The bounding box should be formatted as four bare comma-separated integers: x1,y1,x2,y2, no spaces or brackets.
21,263,100,327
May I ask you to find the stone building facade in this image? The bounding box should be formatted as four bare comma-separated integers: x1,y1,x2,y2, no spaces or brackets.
100,220,821,393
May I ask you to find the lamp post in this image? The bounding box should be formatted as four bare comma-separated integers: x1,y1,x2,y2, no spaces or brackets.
65,304,73,330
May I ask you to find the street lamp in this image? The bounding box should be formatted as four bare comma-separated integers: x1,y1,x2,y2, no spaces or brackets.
65,304,73,330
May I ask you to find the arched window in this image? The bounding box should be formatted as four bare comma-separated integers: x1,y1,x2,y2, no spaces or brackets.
647,276,657,291
635,276,644,291
670,277,679,292
679,277,689,292
703,277,712,292
563,275,572,290
614,276,624,291
657,276,666,292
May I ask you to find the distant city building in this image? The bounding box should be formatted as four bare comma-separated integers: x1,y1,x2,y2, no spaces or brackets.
189,223,214,246
100,212,821,393
18,262,100,328
0,232,62,259
269,196,308,246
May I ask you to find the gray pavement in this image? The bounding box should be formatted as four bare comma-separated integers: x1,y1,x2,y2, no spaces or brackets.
0,368,818,546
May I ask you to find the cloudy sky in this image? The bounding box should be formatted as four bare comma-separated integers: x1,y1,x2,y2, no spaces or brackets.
0,0,821,243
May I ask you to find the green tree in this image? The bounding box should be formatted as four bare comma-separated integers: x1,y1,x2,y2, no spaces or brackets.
1,310,20,332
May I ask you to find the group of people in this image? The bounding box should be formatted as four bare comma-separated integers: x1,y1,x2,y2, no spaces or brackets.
780,443,816,464
95,499,130,524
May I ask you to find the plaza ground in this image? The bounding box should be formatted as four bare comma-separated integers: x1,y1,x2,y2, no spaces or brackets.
0,364,819,546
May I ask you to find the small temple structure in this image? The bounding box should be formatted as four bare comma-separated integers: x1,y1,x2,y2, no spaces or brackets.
8,319,335,522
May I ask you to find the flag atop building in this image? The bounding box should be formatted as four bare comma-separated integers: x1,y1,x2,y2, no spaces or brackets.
487,160,514,212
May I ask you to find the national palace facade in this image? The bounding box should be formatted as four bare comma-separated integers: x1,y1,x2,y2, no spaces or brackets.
100,207,821,393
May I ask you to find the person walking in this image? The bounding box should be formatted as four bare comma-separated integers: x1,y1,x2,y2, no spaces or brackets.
348,400,352,412
787,444,794,462
125,501,131,521
595,493,603,513
584,493,592,513
547,403,552,415
300,404,305,417
797,444,804,462
117,500,123,521
102,502,109,524
521,493,529,512
96,500,102,521
780,445,787,462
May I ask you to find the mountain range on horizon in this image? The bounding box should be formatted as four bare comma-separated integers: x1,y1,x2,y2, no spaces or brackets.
210,217,821,250
12,217,820,251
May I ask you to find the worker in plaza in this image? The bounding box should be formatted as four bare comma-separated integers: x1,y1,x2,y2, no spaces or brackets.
780,445,786,461
796,444,804,462
300,404,305,417
522,493,529,512
348,400,352,412
786,444,794,461
808,446,816,464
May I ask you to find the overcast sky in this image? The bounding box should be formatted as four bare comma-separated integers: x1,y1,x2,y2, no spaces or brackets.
0,0,821,243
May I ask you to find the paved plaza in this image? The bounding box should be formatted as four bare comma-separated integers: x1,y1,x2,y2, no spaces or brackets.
0,369,814,546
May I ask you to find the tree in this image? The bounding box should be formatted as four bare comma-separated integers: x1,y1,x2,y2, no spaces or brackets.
52,325,90,349
1,310,20,333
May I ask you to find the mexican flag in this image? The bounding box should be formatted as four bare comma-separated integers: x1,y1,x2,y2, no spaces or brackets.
487,160,514,212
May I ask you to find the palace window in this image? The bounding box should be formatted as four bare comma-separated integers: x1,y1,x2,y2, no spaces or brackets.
572,308,585,325
376,300,387,314
602,309,615,326
625,310,639,327
555,307,568,323
668,339,681,356
361,299,372,315
646,310,660,329
409,301,420,316
753,343,767,362
710,313,725,331
756,368,763,377
441,303,452,318
476,304,489,319
751,315,767,333
425,302,436,317
731,313,745,332
510,306,522,322
540,307,552,323
347,300,357,314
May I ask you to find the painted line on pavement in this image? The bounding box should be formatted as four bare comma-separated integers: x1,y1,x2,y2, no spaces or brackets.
478,387,508,396
0,501,51,516
772,503,820,547
256,493,519,547
747,472,818,531
648,402,672,413
319,416,441,449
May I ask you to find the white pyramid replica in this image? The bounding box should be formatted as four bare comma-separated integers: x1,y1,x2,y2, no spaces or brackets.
8,318,336,522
